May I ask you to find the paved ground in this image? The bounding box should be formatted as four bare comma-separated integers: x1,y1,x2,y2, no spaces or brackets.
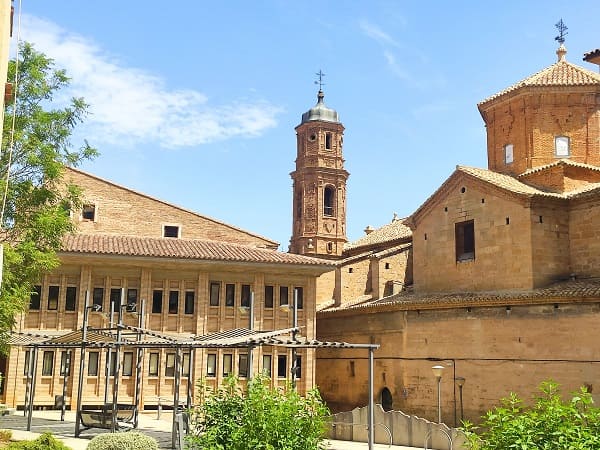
0,410,427,450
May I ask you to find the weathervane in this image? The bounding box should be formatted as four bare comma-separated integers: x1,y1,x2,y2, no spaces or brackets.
314,70,326,91
554,19,568,45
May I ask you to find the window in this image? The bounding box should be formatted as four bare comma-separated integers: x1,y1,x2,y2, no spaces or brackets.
238,354,248,378
109,353,117,376
148,353,159,376
65,286,77,311
163,225,180,238
88,352,99,376
93,287,104,311
294,287,303,310
182,353,190,376
168,291,179,314
555,135,570,157
504,144,513,164
225,284,235,307
455,220,475,262
262,355,272,377
280,286,289,306
293,355,302,379
122,352,133,376
324,186,335,216
277,354,287,378
223,354,232,376
206,354,216,377
296,191,302,219
152,290,163,314
209,282,220,306
82,204,95,221
241,285,251,308
42,351,54,376
381,387,393,412
24,350,31,376
30,285,41,310
184,291,195,315
264,286,274,308
325,132,332,150
47,285,59,310
127,288,138,310
110,288,121,311
165,353,175,377
60,351,71,376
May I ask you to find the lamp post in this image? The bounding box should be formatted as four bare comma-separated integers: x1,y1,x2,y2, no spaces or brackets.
432,365,444,423
456,376,465,424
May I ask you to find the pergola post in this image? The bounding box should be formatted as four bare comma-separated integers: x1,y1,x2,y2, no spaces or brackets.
368,346,374,450
172,345,182,449
133,298,145,428
75,290,90,437
26,345,38,431
110,288,125,432
103,298,115,409
23,347,34,415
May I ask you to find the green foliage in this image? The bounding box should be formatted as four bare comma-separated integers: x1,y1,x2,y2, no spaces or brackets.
0,42,97,352
186,374,330,450
463,380,600,449
86,432,158,450
5,432,71,450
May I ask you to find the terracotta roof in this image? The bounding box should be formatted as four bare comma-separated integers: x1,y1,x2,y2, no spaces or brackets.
457,166,559,197
344,217,412,251
60,234,333,267
318,278,600,315
518,159,600,177
479,54,600,106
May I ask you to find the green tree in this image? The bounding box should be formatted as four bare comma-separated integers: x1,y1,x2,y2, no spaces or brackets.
0,42,97,351
464,380,600,449
187,374,330,450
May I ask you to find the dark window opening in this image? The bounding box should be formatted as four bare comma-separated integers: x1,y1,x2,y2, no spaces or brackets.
184,291,195,315
47,285,59,310
455,220,475,262
294,286,303,310
539,216,543,223
506,217,510,225
296,191,302,219
30,285,41,310
223,354,232,376
238,354,248,378
225,284,235,307
182,354,190,376
148,353,159,376
60,351,71,377
324,186,335,216
293,355,302,379
265,285,274,308
325,132,332,149
326,242,333,252
42,351,54,376
262,355,272,377
277,354,287,378
381,387,393,412
152,290,163,314
88,352,99,376
65,286,77,311
385,263,390,270
209,282,220,306
163,225,179,238
241,285,251,307
82,204,95,221
279,286,289,306
165,354,175,377
206,354,216,377
348,268,353,273
93,287,104,311
110,288,121,312
168,291,179,314
127,289,138,311
460,187,466,193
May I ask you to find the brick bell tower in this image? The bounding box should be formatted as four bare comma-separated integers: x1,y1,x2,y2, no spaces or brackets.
289,83,348,259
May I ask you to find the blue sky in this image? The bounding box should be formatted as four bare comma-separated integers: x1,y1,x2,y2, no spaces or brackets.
12,1,600,249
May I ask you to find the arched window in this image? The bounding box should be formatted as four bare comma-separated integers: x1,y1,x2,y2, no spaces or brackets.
381,387,393,412
324,186,335,216
296,190,302,219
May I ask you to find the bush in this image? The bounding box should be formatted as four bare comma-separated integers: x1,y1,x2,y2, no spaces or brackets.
86,432,158,450
186,374,330,450
5,432,70,450
0,429,12,443
463,380,600,449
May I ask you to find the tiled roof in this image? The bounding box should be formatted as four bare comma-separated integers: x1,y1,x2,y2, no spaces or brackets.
60,234,333,267
479,57,600,106
344,217,412,251
318,278,600,315
457,166,559,197
518,159,600,177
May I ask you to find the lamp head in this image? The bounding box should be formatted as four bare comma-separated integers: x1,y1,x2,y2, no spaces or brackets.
456,376,466,387
431,365,445,378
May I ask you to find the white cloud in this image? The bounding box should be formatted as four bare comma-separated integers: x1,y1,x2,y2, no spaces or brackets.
358,20,401,48
19,15,282,149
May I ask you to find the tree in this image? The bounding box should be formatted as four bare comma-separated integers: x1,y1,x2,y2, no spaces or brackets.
463,380,600,449
187,375,331,450
0,42,97,351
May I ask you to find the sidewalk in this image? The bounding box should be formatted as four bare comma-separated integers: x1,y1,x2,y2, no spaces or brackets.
0,409,427,450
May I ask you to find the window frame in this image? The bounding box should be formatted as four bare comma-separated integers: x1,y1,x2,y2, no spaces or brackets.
223,353,232,377
184,291,195,315
209,282,220,307
241,284,251,308
279,286,289,306
323,185,335,216
47,285,59,311
168,290,179,314
59,351,71,377
277,354,287,378
264,285,274,308
238,354,248,378
88,352,99,376
92,287,104,311
148,353,159,377
65,286,77,311
165,353,175,377
455,220,475,262
41,351,54,376
262,354,272,378
29,285,41,310
152,290,163,314
82,203,96,221
225,283,235,307
122,352,134,376
163,224,180,238
206,354,217,377
554,135,570,157
504,143,514,164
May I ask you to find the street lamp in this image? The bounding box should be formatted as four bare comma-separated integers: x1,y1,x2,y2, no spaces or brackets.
432,365,444,423
456,376,466,424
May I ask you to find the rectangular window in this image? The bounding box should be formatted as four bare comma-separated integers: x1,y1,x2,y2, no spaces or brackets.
148,353,159,376
294,287,303,310
241,285,251,308
184,291,195,315
206,354,216,377
163,225,179,238
182,353,190,376
264,285,274,308
238,354,248,378
504,143,514,164
122,352,133,376
88,352,99,376
223,354,232,376
93,287,104,311
555,135,570,157
127,289,138,310
277,354,287,378
280,286,289,306
42,351,54,376
225,284,235,307
455,220,475,262
152,290,163,314
294,355,302,379
325,132,332,150
168,291,179,314
165,353,175,377
60,351,71,376
24,350,31,376
30,285,41,310
65,286,77,311
82,204,95,221
262,354,272,378
209,282,220,306
109,353,117,377
47,285,59,310
110,288,122,312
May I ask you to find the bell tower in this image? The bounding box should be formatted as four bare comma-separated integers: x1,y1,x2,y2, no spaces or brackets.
289,84,348,259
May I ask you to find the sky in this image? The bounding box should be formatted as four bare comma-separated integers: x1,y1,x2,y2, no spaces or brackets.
9,1,600,249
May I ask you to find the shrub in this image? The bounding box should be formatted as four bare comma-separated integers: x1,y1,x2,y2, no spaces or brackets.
86,432,158,450
0,429,12,442
463,380,600,449
186,374,330,450
5,432,71,450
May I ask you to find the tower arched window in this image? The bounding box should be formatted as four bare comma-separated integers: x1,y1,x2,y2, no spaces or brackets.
296,190,302,219
324,186,335,216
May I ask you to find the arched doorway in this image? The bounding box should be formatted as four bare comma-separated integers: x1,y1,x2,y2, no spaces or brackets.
381,387,393,412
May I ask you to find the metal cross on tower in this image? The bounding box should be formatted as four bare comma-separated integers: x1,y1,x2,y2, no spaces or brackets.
554,19,568,45
314,70,326,90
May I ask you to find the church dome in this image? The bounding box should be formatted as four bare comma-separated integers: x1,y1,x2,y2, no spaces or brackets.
300,90,340,124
